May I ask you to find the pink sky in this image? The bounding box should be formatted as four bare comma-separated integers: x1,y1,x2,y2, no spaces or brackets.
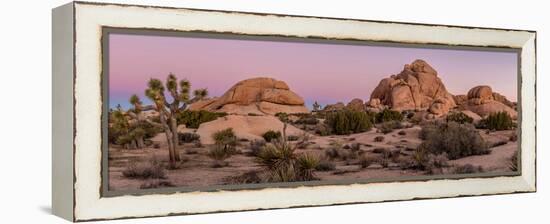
108,33,518,109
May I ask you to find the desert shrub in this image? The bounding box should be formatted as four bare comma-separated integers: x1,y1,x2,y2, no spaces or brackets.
295,132,312,149
452,164,484,174
122,158,166,179
287,135,299,141
224,170,264,184
248,139,266,157
295,116,319,125
256,139,299,182
176,110,227,128
207,144,233,168
406,148,449,172
139,180,175,189
509,152,519,171
359,155,377,168
262,130,282,142
247,113,261,116
375,109,403,123
419,121,489,159
398,130,406,136
477,111,514,130
314,124,331,136
178,132,200,143
315,160,336,171
372,147,387,154
374,136,385,142
350,142,361,151
377,121,403,134
325,110,373,135
446,111,473,124
324,148,340,160
212,128,238,151
295,153,320,181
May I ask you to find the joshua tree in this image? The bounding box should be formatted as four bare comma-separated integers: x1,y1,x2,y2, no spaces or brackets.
143,73,208,167
127,94,145,148
192,88,209,103
312,101,321,112
129,94,143,114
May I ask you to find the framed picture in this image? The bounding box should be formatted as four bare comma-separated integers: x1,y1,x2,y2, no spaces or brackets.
52,1,536,222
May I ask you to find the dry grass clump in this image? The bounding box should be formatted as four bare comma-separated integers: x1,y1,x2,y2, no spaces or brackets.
377,121,404,134
315,159,336,171
359,155,378,168
122,157,166,179
248,139,266,157
223,170,264,184
207,144,234,168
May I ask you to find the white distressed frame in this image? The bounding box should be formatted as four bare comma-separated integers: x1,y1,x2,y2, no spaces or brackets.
70,2,536,221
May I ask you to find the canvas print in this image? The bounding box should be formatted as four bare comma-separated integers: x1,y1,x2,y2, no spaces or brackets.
106,32,520,192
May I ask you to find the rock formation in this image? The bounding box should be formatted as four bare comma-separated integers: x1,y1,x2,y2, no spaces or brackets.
196,115,304,144
459,85,517,119
345,98,366,111
323,102,345,112
369,60,456,116
189,77,308,115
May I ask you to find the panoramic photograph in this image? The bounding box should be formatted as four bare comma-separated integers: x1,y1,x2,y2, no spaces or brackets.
106,33,519,191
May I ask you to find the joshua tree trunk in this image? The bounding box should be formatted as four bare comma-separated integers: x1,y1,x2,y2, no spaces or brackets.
159,110,176,166
169,116,181,161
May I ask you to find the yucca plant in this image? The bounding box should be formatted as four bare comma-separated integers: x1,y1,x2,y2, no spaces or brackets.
296,153,320,181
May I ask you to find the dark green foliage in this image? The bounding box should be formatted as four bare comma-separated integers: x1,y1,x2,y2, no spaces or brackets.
375,109,403,123
446,111,473,124
325,110,373,135
176,110,227,128
212,128,238,153
419,121,489,159
178,132,200,143
287,135,299,141
122,158,166,179
294,116,319,125
377,121,403,134
477,112,515,130
262,130,282,142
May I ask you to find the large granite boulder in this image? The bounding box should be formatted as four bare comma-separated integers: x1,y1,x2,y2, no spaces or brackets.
189,77,308,115
346,98,366,111
370,60,456,115
461,85,517,119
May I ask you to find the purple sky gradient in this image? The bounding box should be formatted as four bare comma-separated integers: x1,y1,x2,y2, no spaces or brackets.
108,34,518,109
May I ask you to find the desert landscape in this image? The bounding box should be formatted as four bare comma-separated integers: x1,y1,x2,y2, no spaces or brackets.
108,59,519,191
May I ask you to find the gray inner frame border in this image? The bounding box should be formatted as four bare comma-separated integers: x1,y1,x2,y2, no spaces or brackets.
101,27,522,197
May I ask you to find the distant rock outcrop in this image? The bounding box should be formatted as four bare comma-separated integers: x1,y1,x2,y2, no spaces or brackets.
459,85,517,119
189,77,308,115
346,98,366,111
323,102,345,112
369,60,456,115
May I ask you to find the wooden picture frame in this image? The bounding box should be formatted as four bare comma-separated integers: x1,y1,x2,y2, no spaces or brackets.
52,1,536,222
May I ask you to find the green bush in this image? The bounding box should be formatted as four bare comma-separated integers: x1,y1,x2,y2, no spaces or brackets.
212,128,238,153
176,110,227,128
419,121,489,159
477,112,515,130
446,111,473,124
325,110,373,135
262,130,282,142
294,116,319,125
377,120,403,134
375,109,403,123
178,132,200,143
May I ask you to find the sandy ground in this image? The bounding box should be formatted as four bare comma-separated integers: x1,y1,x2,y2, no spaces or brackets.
108,123,518,191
